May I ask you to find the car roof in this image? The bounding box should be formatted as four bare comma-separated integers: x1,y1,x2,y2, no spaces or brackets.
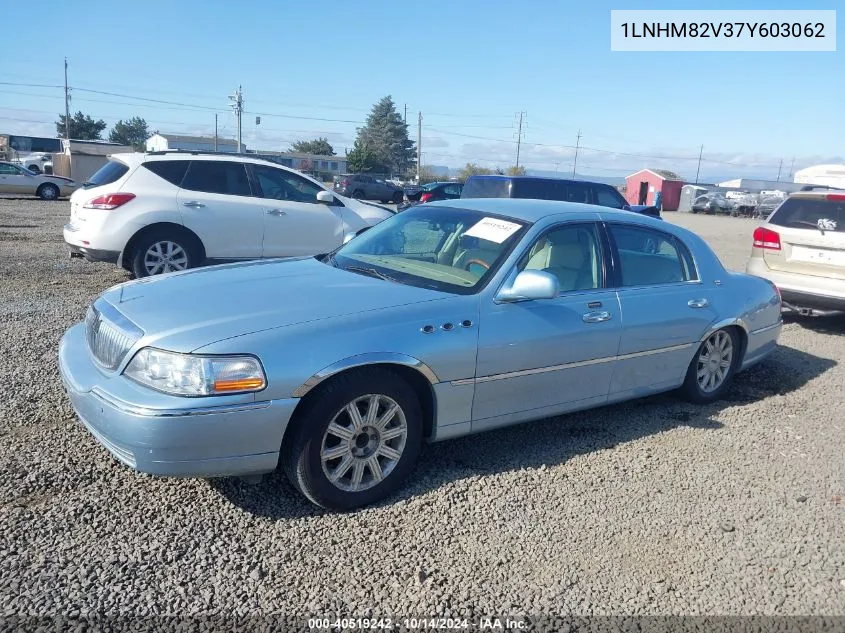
428,197,649,224
466,174,614,186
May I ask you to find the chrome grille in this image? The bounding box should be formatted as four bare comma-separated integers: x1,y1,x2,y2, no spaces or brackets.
85,299,143,370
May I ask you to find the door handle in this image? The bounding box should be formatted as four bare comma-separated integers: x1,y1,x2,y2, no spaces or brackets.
582,311,612,323
687,298,710,309
266,209,287,216
182,201,205,208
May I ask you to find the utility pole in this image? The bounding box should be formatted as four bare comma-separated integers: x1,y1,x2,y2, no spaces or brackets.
776,159,783,182
553,162,560,174
572,129,582,178
404,104,407,124
417,111,422,183
63,58,71,144
214,114,218,152
515,111,525,168
695,144,704,184
229,86,243,153
788,156,795,180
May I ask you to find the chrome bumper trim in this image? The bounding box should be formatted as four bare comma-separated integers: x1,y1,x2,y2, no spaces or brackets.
90,388,273,418
750,320,783,335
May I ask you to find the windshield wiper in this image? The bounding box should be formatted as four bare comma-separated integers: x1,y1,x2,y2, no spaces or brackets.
344,265,399,283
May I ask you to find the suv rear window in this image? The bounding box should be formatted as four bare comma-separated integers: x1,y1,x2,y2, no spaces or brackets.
84,160,128,188
143,160,189,186
769,197,845,232
461,177,511,198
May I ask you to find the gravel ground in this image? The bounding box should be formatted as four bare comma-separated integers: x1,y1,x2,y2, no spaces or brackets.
1,198,843,621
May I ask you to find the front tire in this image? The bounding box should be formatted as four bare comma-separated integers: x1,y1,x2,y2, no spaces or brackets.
130,231,199,278
282,368,423,511
37,183,59,200
679,327,740,403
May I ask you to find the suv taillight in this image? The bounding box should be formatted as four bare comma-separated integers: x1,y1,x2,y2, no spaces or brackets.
752,226,781,250
419,193,433,203
84,193,136,210
826,193,845,201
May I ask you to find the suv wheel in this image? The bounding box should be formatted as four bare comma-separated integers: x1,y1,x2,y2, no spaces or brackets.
352,189,364,199
391,192,403,204
131,231,199,278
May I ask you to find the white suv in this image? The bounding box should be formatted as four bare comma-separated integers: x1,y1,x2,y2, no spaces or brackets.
64,152,395,277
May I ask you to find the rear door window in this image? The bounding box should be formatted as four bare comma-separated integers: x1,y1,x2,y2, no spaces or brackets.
180,161,252,197
511,179,570,201
84,160,129,188
769,197,845,232
461,177,511,198
610,225,697,286
143,160,189,187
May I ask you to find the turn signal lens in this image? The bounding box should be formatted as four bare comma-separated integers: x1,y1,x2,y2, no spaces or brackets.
213,377,265,392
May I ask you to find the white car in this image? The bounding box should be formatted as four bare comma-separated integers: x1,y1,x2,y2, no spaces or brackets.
0,161,78,199
64,152,395,277
17,153,53,174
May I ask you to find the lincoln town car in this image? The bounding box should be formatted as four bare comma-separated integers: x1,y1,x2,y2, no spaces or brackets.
59,199,782,510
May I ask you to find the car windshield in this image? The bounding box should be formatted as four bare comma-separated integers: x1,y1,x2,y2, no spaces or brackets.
332,206,529,294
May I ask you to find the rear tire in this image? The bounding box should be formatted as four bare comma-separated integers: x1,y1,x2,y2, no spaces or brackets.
281,367,423,511
37,183,59,200
130,230,200,278
392,192,404,204
352,189,364,199
679,327,740,404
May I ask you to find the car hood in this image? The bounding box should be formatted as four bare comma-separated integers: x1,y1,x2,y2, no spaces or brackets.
103,257,449,352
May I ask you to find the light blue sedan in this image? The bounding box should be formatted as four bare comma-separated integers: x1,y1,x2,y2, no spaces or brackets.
59,199,783,510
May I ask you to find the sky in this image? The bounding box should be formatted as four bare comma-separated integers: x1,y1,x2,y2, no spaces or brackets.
1,0,842,181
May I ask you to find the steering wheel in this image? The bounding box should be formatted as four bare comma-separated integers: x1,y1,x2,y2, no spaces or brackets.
464,258,490,272
642,237,659,254
267,186,289,200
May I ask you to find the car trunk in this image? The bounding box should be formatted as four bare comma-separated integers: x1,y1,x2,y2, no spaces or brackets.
763,195,845,280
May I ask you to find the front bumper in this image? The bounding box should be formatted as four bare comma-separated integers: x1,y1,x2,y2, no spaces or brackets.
58,323,298,477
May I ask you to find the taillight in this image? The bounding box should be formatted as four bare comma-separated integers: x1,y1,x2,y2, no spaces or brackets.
339,179,349,187
752,226,781,250
84,193,136,210
419,193,433,203
826,193,845,201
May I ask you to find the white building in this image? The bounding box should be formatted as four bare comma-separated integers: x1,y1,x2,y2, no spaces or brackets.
793,164,845,189
145,133,244,153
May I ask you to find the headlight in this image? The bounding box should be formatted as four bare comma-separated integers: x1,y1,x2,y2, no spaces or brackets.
124,348,266,396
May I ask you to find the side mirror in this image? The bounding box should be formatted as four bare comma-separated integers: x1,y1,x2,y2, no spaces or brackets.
496,270,559,302
316,190,334,204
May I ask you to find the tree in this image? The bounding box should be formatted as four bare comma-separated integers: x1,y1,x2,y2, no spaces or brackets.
345,139,380,173
108,116,149,150
290,137,335,156
355,96,415,175
457,162,496,182
55,111,107,140
418,165,442,184
506,165,527,176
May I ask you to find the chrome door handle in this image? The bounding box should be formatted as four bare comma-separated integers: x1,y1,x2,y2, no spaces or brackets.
582,311,612,323
266,208,286,216
182,201,205,208
688,298,710,308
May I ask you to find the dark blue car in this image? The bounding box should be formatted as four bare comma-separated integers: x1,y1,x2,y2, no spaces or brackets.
461,175,661,219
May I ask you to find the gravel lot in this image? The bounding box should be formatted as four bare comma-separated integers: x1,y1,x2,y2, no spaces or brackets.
1,198,843,621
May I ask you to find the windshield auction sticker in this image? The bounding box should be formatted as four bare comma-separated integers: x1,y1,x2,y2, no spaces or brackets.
610,10,836,52
464,218,522,244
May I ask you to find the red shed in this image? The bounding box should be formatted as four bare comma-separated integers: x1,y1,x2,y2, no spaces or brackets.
624,169,684,211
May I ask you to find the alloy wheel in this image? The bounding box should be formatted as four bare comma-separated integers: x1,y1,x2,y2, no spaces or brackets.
320,394,408,492
143,241,188,275
697,330,734,393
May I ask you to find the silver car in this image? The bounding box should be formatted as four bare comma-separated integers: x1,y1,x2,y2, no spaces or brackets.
59,199,783,510
0,160,78,199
